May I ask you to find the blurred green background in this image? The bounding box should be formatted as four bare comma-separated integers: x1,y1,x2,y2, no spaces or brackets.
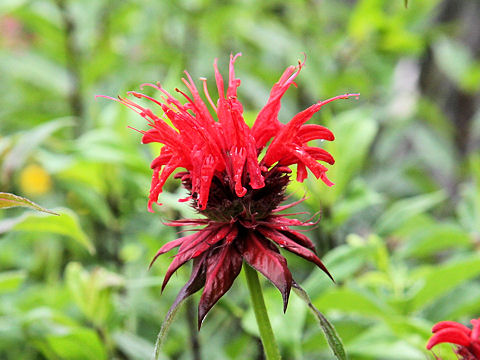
1,0,479,359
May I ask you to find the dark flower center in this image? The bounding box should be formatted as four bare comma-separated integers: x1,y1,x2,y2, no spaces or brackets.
177,167,290,222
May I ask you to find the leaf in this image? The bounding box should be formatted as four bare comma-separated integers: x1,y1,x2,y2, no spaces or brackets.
0,52,69,95
410,255,480,312
0,208,95,254
65,262,122,327
457,179,480,235
302,235,377,298
375,191,446,236
314,287,392,318
293,283,347,360
320,108,378,205
397,223,471,258
1,118,72,179
331,179,384,226
346,323,425,359
21,308,107,360
45,329,107,360
0,0,28,12
433,38,480,93
0,270,27,293
0,192,58,215
112,332,158,360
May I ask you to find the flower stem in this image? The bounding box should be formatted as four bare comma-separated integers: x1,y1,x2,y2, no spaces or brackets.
244,263,281,360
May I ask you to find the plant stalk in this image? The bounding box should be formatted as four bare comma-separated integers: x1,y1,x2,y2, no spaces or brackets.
244,264,281,360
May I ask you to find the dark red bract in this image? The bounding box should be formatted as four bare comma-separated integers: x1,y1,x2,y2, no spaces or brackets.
427,318,480,359
101,54,358,327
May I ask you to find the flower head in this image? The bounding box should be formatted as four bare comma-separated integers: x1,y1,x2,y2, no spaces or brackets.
101,54,358,327
427,318,480,359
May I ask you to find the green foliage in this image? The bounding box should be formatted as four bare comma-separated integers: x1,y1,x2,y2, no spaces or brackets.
1,0,479,359
0,192,57,214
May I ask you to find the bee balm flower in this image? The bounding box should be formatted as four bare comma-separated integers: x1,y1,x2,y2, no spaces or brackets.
427,318,480,359
100,54,358,328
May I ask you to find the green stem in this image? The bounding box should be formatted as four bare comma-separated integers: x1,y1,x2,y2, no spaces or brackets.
244,264,281,360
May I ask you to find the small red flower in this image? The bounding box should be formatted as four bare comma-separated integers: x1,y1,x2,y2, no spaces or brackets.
427,318,480,359
100,54,358,327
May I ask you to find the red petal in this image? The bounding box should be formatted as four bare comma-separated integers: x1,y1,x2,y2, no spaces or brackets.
194,154,217,210
242,232,292,312
298,124,334,142
252,65,301,149
304,147,335,165
471,319,480,341
426,328,471,350
432,321,472,334
226,53,242,98
197,244,243,328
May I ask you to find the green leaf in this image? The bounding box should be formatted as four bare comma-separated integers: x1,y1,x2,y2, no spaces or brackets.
375,191,446,236
112,332,159,360
0,52,69,95
397,223,471,258
331,180,384,226
21,308,107,360
314,287,392,318
0,270,27,293
65,262,122,327
0,192,58,215
1,118,72,179
303,235,377,298
0,208,95,254
433,38,480,93
346,323,425,359
457,178,480,236
410,255,480,311
45,328,107,360
0,0,28,12
293,283,347,360
321,108,378,205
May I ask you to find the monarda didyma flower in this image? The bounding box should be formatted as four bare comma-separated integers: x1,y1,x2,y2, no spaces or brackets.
427,318,480,359
101,54,358,328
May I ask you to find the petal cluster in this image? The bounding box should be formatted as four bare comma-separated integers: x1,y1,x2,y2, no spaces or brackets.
100,54,357,212
427,318,480,359
102,54,358,327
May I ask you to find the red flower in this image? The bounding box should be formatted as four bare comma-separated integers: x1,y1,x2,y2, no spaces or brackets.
427,318,480,359
100,54,358,327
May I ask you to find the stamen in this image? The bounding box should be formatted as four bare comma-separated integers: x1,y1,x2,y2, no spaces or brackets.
200,77,217,112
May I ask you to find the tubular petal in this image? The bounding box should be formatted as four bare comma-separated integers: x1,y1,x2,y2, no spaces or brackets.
426,328,471,349
432,321,472,334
